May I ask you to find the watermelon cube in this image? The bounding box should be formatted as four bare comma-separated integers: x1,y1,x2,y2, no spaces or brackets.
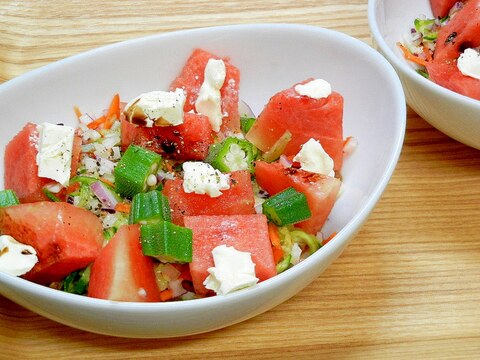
184,214,276,296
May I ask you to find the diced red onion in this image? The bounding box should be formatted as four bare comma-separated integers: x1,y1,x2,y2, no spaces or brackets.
168,278,187,298
90,181,119,210
278,154,293,168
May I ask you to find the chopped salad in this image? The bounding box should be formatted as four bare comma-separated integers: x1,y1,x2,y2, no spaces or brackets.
0,49,348,302
398,0,480,100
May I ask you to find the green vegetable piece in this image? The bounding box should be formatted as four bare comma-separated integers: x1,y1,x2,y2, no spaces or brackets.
417,69,429,79
140,221,193,263
289,229,320,254
69,175,98,186
42,188,62,202
414,18,438,41
62,265,91,295
276,254,292,273
0,190,19,207
114,145,162,198
261,130,291,162
240,117,256,133
129,190,171,225
206,137,258,173
262,187,311,226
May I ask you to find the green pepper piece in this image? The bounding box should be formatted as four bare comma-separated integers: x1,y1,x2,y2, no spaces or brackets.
114,145,162,198
129,190,171,225
206,137,258,173
240,117,256,133
0,190,20,207
140,221,193,263
262,187,311,226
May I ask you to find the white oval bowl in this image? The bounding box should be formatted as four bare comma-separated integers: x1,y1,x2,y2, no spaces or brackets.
0,23,405,338
368,0,480,149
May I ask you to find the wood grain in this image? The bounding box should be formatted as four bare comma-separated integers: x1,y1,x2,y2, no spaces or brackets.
1,1,480,358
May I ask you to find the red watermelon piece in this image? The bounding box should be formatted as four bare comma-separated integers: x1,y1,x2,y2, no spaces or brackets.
254,160,341,235
426,60,480,100
121,112,214,160
430,0,460,18
169,48,241,134
0,202,104,284
88,224,161,302
184,214,276,296
163,170,255,226
426,0,480,100
433,0,480,62
246,80,344,171
4,123,82,203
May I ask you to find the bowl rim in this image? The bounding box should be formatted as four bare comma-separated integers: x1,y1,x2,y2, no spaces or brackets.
0,23,406,314
367,0,480,109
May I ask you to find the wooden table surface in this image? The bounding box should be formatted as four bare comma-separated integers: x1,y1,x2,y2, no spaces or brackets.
1,0,480,358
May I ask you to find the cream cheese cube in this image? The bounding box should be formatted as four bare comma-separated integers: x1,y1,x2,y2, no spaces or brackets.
124,88,186,127
36,122,75,187
182,161,230,198
293,138,335,177
195,59,226,132
458,48,480,80
0,235,38,276
203,245,258,295
294,78,332,99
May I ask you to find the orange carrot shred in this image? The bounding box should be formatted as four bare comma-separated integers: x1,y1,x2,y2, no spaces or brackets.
160,289,173,302
268,223,284,264
87,115,106,129
114,202,131,213
423,43,432,62
104,93,120,130
73,106,83,120
322,232,337,245
99,177,115,188
397,42,428,67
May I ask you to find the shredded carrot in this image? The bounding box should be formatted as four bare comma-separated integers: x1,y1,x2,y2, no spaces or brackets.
87,115,106,129
268,223,284,264
114,202,131,213
99,176,115,188
322,232,337,245
423,43,433,62
160,289,173,302
397,42,428,67
103,93,120,130
73,106,83,121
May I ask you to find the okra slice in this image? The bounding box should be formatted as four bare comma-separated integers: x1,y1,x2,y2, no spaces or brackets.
129,190,171,225
140,221,193,263
262,187,311,226
240,116,256,134
0,190,19,207
206,137,258,173
114,145,162,198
